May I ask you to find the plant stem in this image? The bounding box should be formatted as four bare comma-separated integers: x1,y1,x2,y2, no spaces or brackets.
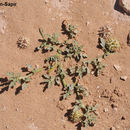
20,68,43,80
47,63,58,74
61,78,66,88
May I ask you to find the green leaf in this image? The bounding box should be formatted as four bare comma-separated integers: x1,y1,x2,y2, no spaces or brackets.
92,104,97,111
57,49,62,54
17,72,21,77
46,34,51,39
55,76,60,85
24,77,31,82
17,79,21,84
22,83,27,90
48,81,52,88
99,37,106,49
73,105,79,112
7,72,14,78
43,74,49,79
39,28,45,39
9,81,16,88
27,64,32,70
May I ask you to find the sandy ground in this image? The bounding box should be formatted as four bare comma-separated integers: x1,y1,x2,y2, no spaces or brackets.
0,0,130,130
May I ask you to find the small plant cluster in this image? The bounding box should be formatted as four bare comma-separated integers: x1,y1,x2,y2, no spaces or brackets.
98,26,120,53
0,22,120,129
17,36,30,49
70,100,97,127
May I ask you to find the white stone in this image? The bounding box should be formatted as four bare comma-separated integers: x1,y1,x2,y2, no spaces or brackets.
120,76,127,81
96,86,100,89
110,127,116,130
113,64,121,71
104,108,108,112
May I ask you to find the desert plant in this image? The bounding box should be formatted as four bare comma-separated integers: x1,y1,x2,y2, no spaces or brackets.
1,21,121,129
70,100,97,127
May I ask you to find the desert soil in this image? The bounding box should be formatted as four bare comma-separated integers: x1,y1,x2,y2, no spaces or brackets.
0,0,130,130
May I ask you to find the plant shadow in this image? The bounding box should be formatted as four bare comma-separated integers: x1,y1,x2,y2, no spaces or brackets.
34,39,48,53
15,86,22,95
0,77,22,95
61,20,71,39
0,77,9,94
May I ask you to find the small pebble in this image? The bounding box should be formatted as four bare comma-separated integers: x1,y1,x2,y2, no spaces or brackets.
96,86,100,89
110,126,116,130
5,125,8,129
115,125,120,129
103,108,108,112
111,104,118,111
16,108,19,111
113,64,121,71
111,103,118,108
98,95,101,98
113,107,118,111
45,0,48,4
86,21,90,26
94,111,99,116
120,76,127,81
0,10,4,15
121,116,125,120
